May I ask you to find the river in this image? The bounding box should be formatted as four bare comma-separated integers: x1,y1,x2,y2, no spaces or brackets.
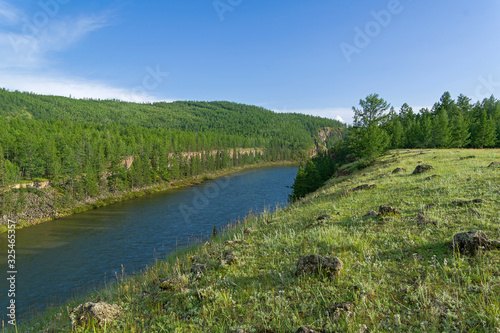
0,165,298,320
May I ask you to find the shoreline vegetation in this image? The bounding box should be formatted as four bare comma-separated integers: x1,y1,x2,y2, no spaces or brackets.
18,149,500,332
0,161,298,233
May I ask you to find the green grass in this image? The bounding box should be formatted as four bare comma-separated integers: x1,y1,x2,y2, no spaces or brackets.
16,149,500,332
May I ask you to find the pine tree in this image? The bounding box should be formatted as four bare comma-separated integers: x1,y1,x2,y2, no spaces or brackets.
475,110,497,148
450,110,470,148
352,94,391,159
432,109,451,147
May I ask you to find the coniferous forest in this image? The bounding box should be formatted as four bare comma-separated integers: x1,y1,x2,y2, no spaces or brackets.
0,89,342,221
290,92,500,200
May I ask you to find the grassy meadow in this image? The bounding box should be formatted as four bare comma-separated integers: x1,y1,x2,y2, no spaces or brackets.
18,149,500,332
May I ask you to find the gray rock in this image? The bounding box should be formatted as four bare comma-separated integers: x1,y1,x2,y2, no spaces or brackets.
329,302,355,312
351,184,377,192
392,167,406,174
452,230,499,255
378,206,400,216
412,164,433,174
488,161,500,167
424,174,438,181
70,302,123,328
460,156,476,160
296,255,343,278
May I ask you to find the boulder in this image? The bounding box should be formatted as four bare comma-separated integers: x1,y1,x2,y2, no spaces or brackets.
329,302,355,312
488,161,500,167
392,167,406,174
351,184,377,192
70,302,123,328
452,230,500,255
378,206,400,216
460,156,476,160
424,175,438,181
296,255,343,278
412,164,433,174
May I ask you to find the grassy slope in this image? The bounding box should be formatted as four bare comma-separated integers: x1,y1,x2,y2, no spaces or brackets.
22,149,500,332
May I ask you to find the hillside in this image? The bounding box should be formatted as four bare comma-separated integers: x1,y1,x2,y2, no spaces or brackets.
24,149,500,332
0,89,342,152
0,89,343,226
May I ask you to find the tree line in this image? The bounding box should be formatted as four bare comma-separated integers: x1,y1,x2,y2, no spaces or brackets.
0,89,342,217
290,92,500,200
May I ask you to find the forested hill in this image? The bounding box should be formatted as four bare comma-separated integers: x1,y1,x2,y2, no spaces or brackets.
0,89,343,223
0,89,342,143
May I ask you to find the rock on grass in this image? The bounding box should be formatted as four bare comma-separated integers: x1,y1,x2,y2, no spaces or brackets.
378,205,401,216
412,164,433,174
392,167,406,174
70,302,123,328
452,230,500,255
296,255,343,279
351,184,377,192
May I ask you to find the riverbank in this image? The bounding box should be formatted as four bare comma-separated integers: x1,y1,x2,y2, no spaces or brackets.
0,161,299,233
17,149,500,332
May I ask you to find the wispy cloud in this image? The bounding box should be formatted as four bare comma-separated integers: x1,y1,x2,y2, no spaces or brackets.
0,13,109,69
0,2,159,103
1,72,173,103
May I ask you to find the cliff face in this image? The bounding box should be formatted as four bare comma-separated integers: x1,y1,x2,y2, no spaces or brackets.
310,127,345,157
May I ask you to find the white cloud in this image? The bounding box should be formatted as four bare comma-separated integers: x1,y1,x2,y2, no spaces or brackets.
273,107,353,124
0,1,109,69
1,72,174,103
0,2,154,103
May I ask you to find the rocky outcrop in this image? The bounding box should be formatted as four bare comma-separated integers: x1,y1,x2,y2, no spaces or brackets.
296,255,343,278
378,205,400,216
351,184,377,192
70,302,123,328
412,164,433,174
392,167,406,174
452,230,500,255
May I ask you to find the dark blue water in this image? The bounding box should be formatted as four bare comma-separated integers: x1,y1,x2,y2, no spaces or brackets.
0,165,298,320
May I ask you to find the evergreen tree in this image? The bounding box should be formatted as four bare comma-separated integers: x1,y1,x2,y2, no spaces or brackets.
432,109,451,147
352,94,391,159
450,110,470,148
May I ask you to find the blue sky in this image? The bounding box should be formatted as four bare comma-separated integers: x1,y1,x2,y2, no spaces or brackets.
1,0,499,123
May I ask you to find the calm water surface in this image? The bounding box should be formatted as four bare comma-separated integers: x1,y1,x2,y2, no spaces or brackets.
0,165,298,319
